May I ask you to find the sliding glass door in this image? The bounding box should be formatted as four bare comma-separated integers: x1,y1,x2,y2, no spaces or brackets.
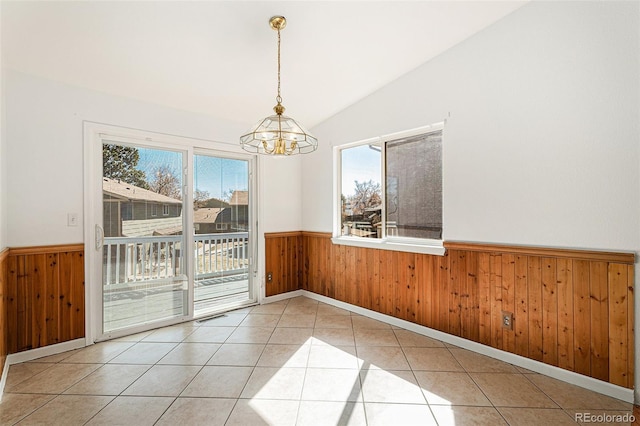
88,126,256,341
101,142,188,333
193,154,251,315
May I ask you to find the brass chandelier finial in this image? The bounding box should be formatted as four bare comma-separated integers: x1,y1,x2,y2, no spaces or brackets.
239,16,318,156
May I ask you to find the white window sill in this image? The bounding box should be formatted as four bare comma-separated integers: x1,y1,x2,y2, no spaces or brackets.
331,236,446,256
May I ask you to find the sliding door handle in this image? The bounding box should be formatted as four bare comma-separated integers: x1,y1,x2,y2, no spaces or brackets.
95,225,104,251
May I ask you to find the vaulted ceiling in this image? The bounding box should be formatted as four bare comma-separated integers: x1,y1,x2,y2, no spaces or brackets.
2,1,526,129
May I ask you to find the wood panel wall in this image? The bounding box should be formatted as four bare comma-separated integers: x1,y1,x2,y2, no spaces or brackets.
274,232,634,389
265,232,303,297
0,249,9,378
6,244,85,353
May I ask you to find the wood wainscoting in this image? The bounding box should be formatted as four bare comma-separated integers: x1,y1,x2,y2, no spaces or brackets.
287,232,634,389
0,248,9,378
264,232,303,297
5,244,85,353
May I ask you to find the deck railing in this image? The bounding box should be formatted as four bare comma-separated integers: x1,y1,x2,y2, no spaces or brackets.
103,232,249,286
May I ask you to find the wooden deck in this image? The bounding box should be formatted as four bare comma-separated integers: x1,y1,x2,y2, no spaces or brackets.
103,273,249,332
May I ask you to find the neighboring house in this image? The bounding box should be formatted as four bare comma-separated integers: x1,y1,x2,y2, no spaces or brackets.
103,177,182,237
217,190,249,231
193,208,224,234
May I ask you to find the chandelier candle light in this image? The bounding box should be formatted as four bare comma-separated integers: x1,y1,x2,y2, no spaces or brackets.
240,16,318,156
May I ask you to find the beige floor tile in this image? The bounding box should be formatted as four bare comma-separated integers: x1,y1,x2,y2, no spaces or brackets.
289,297,319,306
64,364,150,395
27,350,79,364
0,394,55,425
239,313,282,328
403,347,464,371
108,342,177,364
17,395,114,425
498,407,577,425
414,371,491,406
308,345,359,369
316,305,352,316
207,343,265,366
226,326,274,344
351,316,391,330
257,344,310,368
565,409,635,425
85,396,174,426
364,402,437,426
314,315,353,329
197,313,247,326
284,304,319,315
5,363,53,390
514,365,538,374
226,398,299,426
526,374,632,410
360,370,426,404
10,363,101,394
431,405,508,426
297,401,367,426
301,368,362,402
141,323,197,342
312,328,356,346
181,366,253,398
112,330,154,342
393,329,445,347
240,367,306,400
156,397,236,426
278,313,317,328
250,303,287,315
122,364,201,396
471,373,558,408
61,341,134,364
157,342,221,365
269,327,314,345
353,329,399,346
183,326,235,343
449,348,519,373
356,346,410,370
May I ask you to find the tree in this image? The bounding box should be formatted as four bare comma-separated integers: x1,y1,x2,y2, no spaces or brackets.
102,144,148,188
149,165,181,200
194,189,210,209
349,179,381,215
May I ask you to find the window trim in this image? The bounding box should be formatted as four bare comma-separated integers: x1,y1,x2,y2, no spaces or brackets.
333,122,445,256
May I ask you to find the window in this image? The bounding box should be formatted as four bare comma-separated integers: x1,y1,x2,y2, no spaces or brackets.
150,203,158,217
335,123,444,255
216,223,228,231
163,204,169,216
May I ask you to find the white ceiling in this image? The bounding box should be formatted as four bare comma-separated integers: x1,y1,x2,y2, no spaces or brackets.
2,1,527,129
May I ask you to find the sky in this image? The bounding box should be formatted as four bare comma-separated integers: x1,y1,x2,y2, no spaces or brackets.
136,147,248,200
341,143,381,197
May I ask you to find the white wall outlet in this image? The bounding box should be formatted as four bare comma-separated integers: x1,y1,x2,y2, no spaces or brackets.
67,213,79,227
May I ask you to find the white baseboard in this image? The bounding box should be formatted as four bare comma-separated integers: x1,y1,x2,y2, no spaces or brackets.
262,289,304,304
6,339,87,366
0,357,8,402
300,290,635,404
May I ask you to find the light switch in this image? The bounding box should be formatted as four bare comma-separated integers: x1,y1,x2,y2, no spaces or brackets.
68,213,79,227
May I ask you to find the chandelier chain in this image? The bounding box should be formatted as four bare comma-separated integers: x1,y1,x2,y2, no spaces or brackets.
276,27,282,104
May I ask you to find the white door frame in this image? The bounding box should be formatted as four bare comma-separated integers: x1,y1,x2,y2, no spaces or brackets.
83,122,258,344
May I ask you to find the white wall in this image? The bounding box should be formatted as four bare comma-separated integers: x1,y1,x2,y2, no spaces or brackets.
304,1,640,254
4,70,301,247
0,2,6,251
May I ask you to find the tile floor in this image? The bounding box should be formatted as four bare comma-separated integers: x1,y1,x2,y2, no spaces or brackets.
0,296,634,425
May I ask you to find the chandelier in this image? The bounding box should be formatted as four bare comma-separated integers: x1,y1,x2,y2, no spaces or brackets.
240,16,318,156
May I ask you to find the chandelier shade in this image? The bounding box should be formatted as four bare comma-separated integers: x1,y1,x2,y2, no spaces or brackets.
240,16,318,156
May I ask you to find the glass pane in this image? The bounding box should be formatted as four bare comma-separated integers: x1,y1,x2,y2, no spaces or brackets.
341,144,382,238
193,155,250,314
385,131,442,240
102,143,187,332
